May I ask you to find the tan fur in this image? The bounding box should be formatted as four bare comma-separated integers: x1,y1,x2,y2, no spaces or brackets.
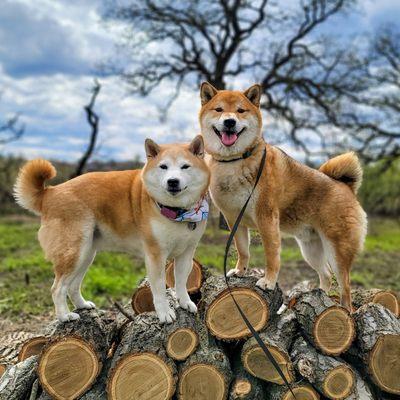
199,83,367,310
319,152,363,194
14,138,210,322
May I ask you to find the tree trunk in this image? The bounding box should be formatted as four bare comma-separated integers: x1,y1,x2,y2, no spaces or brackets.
351,303,400,395
292,289,355,355
108,313,177,400
200,275,283,341
228,350,266,400
291,337,356,399
351,289,399,317
37,309,120,400
241,310,297,384
18,336,48,362
265,382,320,400
0,355,38,400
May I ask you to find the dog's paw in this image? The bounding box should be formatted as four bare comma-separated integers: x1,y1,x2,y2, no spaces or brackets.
58,312,80,322
157,306,176,324
179,298,198,314
227,268,245,277
256,277,276,290
77,301,96,310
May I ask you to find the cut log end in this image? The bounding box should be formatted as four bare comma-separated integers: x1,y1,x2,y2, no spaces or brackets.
0,364,6,378
282,385,320,400
179,364,226,400
242,345,294,384
38,337,100,399
131,285,155,314
166,328,199,361
322,365,355,399
370,334,400,394
108,352,175,400
313,306,354,355
231,379,252,397
371,292,399,316
18,336,47,362
166,259,203,294
206,288,269,340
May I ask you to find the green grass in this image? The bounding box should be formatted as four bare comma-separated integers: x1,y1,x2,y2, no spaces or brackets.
0,216,399,319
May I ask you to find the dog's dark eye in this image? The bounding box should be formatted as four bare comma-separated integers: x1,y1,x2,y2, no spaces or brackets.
237,108,246,113
181,164,191,170
159,164,168,170
215,107,223,112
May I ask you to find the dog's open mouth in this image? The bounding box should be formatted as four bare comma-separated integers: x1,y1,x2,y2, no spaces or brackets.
213,126,245,146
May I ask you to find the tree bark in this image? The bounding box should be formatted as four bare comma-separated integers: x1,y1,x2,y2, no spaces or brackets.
293,289,355,355
241,310,297,384
200,275,283,341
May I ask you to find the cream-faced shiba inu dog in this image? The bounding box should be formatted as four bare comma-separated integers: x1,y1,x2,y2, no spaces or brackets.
14,136,209,323
199,82,367,310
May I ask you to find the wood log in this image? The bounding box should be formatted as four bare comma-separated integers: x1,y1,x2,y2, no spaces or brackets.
108,312,177,400
265,383,320,400
165,258,209,294
0,365,6,379
345,370,374,400
352,289,399,317
228,350,266,400
163,307,199,361
0,355,38,400
131,278,155,314
241,310,297,385
37,309,120,400
18,336,48,362
351,303,400,395
292,289,355,355
291,337,356,400
200,275,283,341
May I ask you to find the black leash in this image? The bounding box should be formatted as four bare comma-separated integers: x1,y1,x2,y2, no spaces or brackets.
222,146,296,398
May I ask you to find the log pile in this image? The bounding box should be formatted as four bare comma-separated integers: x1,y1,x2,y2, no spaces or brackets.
0,263,399,400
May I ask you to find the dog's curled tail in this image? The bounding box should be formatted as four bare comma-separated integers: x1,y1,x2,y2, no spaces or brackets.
14,159,56,214
319,152,363,194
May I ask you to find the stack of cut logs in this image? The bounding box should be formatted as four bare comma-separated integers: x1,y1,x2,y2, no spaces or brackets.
0,259,399,400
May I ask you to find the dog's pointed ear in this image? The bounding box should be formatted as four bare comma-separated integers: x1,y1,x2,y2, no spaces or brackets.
189,135,205,158
200,82,218,105
243,84,262,107
145,138,161,159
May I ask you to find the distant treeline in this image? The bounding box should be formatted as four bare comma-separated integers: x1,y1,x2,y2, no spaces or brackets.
0,155,399,216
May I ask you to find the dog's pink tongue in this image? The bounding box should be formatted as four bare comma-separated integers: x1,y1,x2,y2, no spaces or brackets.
221,132,238,146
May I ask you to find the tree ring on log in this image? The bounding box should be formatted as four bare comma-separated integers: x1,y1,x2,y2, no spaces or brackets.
282,385,320,400
369,334,400,394
38,337,100,399
313,306,354,355
0,364,6,378
18,336,47,362
178,363,226,400
166,259,203,294
205,288,268,340
131,285,155,314
166,328,199,361
322,365,355,399
242,345,294,384
232,379,252,396
108,352,175,400
372,292,399,316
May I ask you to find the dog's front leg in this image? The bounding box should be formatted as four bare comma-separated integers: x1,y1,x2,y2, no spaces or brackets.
174,246,197,313
227,224,250,277
256,210,281,290
146,253,176,324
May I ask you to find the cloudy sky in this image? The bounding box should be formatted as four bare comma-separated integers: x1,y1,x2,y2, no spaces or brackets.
1,0,399,162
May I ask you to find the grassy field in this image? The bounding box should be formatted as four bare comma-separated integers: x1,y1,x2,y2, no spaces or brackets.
0,216,399,319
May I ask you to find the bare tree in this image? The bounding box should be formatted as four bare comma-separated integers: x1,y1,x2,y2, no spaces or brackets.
0,93,25,146
103,0,399,164
71,80,101,178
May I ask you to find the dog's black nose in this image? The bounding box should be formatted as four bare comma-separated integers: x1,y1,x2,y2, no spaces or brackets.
167,178,180,188
223,118,236,129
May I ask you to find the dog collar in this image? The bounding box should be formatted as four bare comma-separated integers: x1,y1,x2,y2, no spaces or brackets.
214,146,255,163
157,197,209,226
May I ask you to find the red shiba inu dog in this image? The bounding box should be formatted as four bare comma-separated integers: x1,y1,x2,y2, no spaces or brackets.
14,136,209,323
199,82,367,310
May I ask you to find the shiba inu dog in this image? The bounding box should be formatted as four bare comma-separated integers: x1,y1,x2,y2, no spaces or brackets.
199,82,367,310
14,136,209,323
